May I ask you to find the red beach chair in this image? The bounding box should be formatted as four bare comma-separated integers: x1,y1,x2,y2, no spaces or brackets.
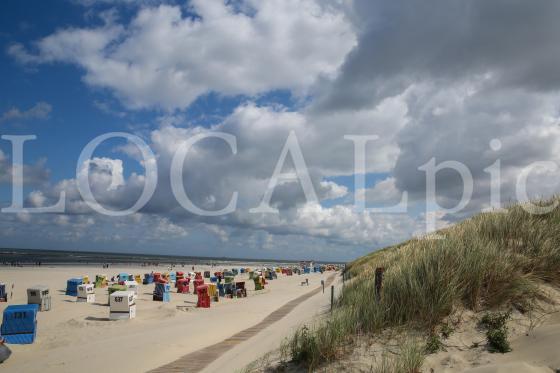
193,278,204,294
177,278,190,293
196,285,210,308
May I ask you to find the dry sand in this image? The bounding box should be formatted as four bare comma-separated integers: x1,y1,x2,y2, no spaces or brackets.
256,284,560,373
423,286,560,373
0,264,335,372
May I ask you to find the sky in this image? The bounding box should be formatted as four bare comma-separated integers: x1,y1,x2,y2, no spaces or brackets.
0,0,559,261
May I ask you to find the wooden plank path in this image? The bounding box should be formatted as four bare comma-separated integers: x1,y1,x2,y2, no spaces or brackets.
149,273,337,373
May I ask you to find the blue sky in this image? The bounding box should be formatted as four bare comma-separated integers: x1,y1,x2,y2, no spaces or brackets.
1,0,559,261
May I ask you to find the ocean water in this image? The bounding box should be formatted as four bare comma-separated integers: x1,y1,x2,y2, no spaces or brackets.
0,248,320,266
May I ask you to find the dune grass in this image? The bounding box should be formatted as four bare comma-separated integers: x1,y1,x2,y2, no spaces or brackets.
284,198,560,370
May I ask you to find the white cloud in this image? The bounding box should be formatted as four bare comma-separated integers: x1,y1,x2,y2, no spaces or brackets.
0,102,52,123
155,217,188,237
319,181,348,200
28,191,47,207
9,0,560,261
78,157,125,191
10,0,356,111
206,224,229,243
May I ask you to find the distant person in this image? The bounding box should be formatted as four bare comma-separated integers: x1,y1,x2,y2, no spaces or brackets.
306,278,309,286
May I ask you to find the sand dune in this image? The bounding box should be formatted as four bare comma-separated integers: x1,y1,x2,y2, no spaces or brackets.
424,288,560,373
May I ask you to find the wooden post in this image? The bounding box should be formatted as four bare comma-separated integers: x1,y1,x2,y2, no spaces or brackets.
375,267,384,303
330,285,334,311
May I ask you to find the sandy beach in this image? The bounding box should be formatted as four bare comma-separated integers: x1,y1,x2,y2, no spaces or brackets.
0,264,337,372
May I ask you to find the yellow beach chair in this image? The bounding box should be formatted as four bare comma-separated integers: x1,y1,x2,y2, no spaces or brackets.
208,283,217,297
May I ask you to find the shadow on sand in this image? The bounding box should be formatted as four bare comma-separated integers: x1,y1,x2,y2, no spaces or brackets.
85,316,112,322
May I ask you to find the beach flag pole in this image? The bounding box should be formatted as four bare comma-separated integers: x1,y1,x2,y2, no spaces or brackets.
330,285,334,312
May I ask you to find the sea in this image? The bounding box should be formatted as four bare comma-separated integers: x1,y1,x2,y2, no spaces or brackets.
0,248,338,267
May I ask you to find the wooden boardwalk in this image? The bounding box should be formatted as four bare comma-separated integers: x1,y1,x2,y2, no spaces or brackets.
150,273,337,373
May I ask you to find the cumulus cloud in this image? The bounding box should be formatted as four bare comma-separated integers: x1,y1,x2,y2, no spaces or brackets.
0,154,50,187
26,101,408,248
0,102,52,123
310,0,560,220
10,0,356,110
7,0,560,259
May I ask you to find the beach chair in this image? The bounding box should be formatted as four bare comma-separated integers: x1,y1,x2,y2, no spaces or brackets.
208,283,217,297
1,304,39,344
254,277,264,291
27,285,51,311
177,279,190,294
66,278,82,296
77,284,95,303
224,283,234,298
203,271,211,278
231,269,239,276
193,278,204,294
134,275,142,284
118,273,129,284
235,282,247,298
153,272,161,283
110,291,136,320
196,285,210,308
169,272,177,283
153,283,170,302
224,276,234,284
123,281,139,300
223,271,234,279
108,284,127,305
95,274,108,288
143,273,154,285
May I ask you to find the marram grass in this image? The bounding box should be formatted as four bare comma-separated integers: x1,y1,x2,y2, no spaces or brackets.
284,198,560,369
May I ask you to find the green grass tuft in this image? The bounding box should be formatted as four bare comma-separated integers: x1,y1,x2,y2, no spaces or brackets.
481,311,512,353
285,198,560,369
